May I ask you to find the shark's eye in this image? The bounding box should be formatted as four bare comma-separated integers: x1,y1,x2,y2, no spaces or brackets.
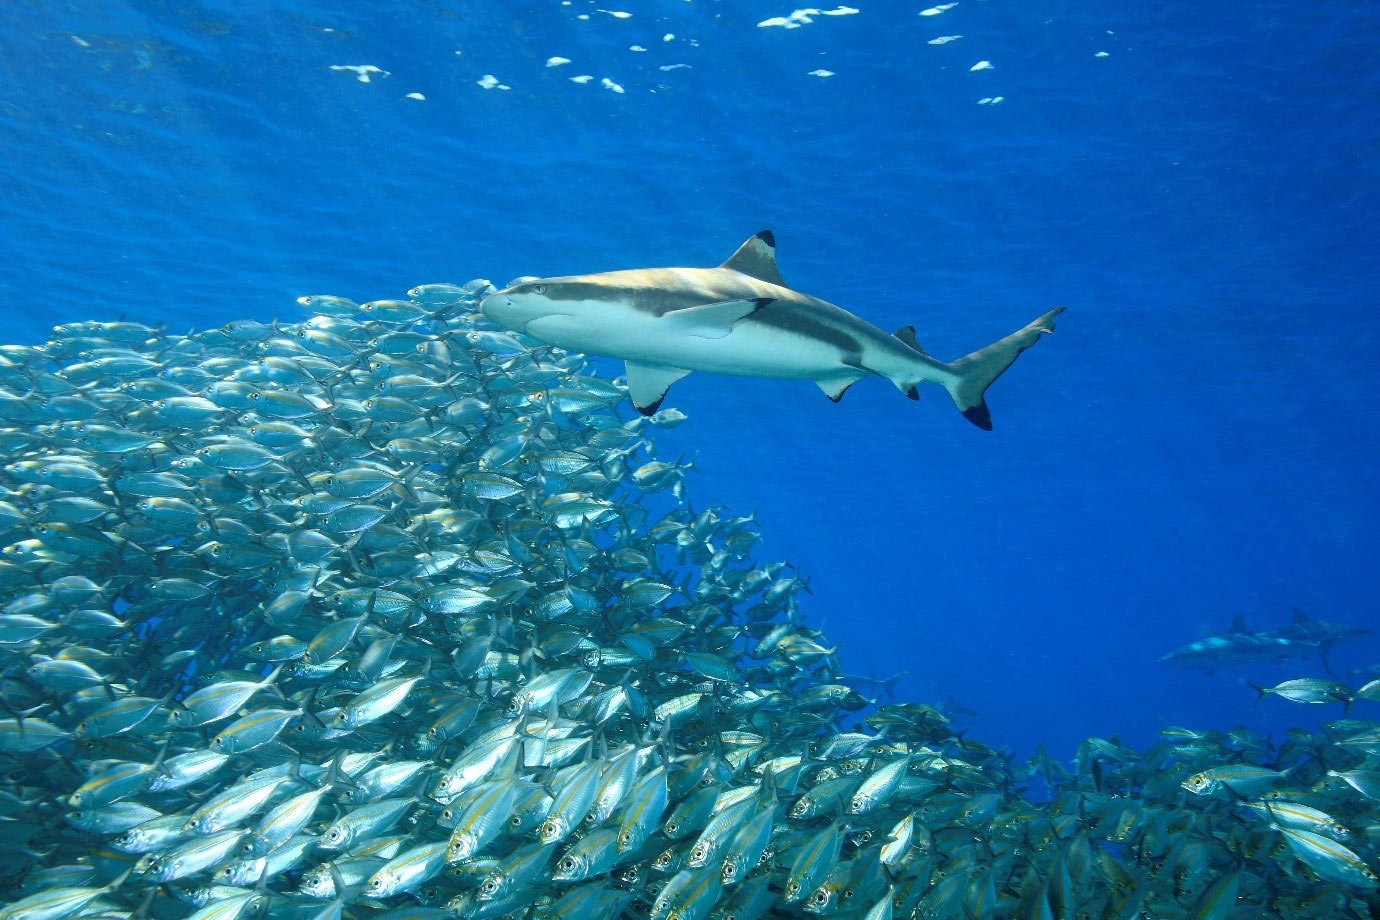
532,284,546,294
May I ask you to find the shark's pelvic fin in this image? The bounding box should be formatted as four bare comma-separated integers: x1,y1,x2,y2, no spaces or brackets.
816,371,866,403
719,231,786,287
625,362,692,415
664,298,773,339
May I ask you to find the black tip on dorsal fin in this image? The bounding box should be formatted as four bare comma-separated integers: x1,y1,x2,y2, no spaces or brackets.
721,232,785,287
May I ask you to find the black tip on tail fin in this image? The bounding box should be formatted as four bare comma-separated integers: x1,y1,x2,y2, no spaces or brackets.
962,401,992,431
945,306,1063,432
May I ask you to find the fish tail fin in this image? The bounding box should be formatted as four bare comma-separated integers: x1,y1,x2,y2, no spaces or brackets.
942,307,1065,430
1248,682,1267,706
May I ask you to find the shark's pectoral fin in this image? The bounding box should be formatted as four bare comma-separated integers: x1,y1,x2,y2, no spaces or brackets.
625,362,692,415
664,298,773,339
816,370,867,403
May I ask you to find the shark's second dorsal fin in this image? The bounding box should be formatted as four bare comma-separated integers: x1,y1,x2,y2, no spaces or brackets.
720,230,786,287
892,325,929,357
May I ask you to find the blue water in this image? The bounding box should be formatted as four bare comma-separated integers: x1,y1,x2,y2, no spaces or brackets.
2,0,1377,759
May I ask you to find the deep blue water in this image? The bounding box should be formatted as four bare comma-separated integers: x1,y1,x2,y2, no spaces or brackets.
1,0,1376,759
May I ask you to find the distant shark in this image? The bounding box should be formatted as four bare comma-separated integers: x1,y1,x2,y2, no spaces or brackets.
1158,610,1371,674
1158,618,1311,672
480,231,1064,428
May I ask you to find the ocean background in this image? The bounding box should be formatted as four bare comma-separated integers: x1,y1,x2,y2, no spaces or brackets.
1,0,1376,761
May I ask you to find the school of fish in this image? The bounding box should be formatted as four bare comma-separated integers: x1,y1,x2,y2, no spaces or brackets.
0,280,1377,919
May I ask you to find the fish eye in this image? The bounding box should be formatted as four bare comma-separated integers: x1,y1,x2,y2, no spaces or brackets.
248,391,260,399
532,284,546,294
787,882,800,895
812,892,829,906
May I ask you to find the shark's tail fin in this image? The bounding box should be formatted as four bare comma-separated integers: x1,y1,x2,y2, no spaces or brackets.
943,307,1065,430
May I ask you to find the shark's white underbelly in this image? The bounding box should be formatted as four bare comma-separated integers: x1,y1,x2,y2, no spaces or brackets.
525,307,855,380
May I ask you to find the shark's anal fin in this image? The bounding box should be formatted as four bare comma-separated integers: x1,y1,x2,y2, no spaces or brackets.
664,298,773,339
720,231,786,286
625,362,692,415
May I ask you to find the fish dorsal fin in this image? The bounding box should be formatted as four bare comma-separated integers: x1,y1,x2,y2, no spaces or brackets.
625,362,692,416
1229,616,1249,634
1291,608,1310,623
892,325,929,356
720,231,786,287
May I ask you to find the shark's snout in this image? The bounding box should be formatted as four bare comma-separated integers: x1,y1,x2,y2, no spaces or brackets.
479,292,508,318
479,292,517,329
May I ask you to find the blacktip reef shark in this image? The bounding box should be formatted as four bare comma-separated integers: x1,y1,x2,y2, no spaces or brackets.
480,231,1065,428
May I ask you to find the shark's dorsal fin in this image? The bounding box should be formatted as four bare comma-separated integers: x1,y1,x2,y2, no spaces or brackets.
1228,616,1249,634
720,231,786,287
892,325,929,356
625,362,692,415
